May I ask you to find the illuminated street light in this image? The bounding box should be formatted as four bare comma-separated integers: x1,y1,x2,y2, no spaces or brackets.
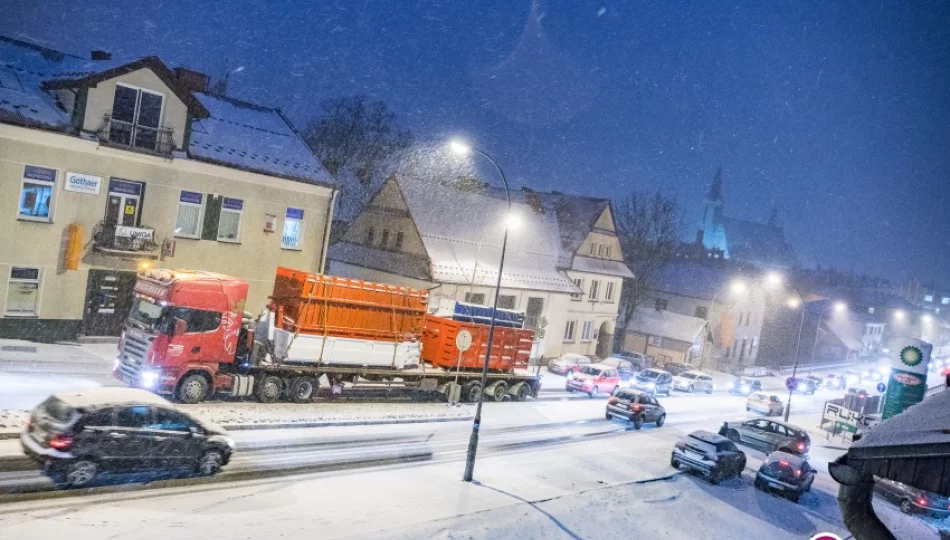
893,309,906,321
787,297,802,309
765,272,783,288
505,213,521,230
922,314,934,324
834,301,847,313
448,139,472,156
730,280,748,295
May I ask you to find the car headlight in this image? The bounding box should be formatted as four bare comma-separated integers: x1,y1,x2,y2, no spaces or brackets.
140,370,159,389
846,375,858,384
797,383,806,391
740,384,751,392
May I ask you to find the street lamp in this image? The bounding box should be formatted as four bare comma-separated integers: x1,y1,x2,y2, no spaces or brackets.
448,138,511,483
892,309,906,322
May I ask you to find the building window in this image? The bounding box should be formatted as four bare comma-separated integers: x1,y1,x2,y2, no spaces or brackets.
395,231,404,250
589,280,600,301
217,197,244,242
868,307,875,314
694,306,708,319
563,320,577,342
925,295,934,302
18,165,57,222
605,281,615,302
746,311,753,326
464,292,486,305
732,339,738,358
655,298,668,311
110,84,165,151
497,295,517,310
943,297,950,305
571,278,583,300
175,191,203,238
589,242,597,256
366,227,375,245
282,208,304,250
581,320,594,341
380,229,391,248
605,246,611,259
597,244,605,257
5,267,41,317
525,297,544,329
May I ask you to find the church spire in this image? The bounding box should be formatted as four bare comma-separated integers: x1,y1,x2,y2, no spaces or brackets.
708,166,723,201
768,204,779,227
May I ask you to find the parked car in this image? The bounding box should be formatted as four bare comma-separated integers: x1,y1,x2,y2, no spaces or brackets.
874,478,950,517
754,451,816,503
565,364,621,398
605,388,666,429
547,353,592,375
791,377,817,395
611,351,650,372
672,371,715,394
20,388,234,488
729,377,762,395
632,368,673,395
599,357,637,382
746,392,785,416
670,430,746,484
719,418,811,456
663,362,691,376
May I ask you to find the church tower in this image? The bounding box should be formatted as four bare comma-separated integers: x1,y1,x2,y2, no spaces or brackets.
700,167,728,256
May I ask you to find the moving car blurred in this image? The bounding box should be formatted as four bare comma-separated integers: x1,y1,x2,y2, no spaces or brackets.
729,377,762,395
746,392,784,416
605,388,666,429
565,364,621,398
754,451,816,503
874,478,950,517
863,367,883,382
672,370,715,394
719,418,811,456
632,368,673,395
842,370,863,386
671,430,746,484
21,388,234,488
610,351,649,372
791,378,817,395
599,356,637,382
805,374,824,388
547,353,592,376
662,362,691,376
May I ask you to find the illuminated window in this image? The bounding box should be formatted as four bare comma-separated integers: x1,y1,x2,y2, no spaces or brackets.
18,165,56,222
282,208,304,250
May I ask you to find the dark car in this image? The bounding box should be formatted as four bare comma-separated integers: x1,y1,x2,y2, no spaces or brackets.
610,352,649,372
719,419,811,457
754,451,816,503
671,430,746,484
874,478,950,517
791,378,817,395
605,389,666,429
805,375,824,388
21,388,234,488
599,357,636,382
729,377,762,395
632,368,673,395
662,362,691,376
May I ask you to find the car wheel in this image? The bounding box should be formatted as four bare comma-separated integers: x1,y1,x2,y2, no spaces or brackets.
706,387,713,394
726,430,740,443
899,498,914,514
754,477,765,490
257,375,283,403
565,386,574,393
605,411,613,420
656,414,666,427
708,470,721,485
788,492,801,504
178,374,209,404
589,386,599,398
633,414,644,430
289,376,318,403
687,384,695,393
196,449,224,476
670,456,680,469
64,459,98,488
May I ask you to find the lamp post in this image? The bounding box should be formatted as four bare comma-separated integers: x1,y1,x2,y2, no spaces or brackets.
782,288,807,422
449,139,511,483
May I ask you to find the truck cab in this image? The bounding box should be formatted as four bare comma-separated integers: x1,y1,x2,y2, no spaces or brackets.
114,269,250,402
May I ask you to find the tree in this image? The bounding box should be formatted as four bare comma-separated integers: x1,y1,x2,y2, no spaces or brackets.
614,191,684,351
303,95,413,185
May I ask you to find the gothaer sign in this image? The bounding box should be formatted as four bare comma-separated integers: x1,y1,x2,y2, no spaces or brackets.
881,338,932,420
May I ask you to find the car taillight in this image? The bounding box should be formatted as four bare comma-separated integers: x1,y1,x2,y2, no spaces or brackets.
794,469,801,477
48,435,74,451
918,497,928,506
797,442,806,451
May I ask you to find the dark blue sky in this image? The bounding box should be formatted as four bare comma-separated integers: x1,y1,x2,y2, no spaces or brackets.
4,1,949,286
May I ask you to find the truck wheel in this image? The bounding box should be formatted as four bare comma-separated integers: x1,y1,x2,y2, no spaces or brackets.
462,382,481,403
257,375,283,403
178,374,209,404
289,377,318,403
490,383,507,402
514,383,529,401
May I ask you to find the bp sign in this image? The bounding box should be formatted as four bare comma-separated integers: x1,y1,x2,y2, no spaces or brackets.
882,339,932,420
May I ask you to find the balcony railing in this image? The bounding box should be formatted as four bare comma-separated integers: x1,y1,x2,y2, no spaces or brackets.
98,114,174,156
92,221,159,258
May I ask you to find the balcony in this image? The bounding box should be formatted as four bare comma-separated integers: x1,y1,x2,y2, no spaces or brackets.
92,221,159,259
97,114,174,156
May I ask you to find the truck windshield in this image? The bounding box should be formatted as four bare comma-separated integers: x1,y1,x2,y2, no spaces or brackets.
129,297,165,331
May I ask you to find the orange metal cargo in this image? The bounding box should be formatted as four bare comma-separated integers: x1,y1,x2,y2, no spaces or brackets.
422,314,533,372
271,267,428,342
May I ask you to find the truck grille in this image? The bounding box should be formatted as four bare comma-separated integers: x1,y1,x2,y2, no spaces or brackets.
118,327,154,381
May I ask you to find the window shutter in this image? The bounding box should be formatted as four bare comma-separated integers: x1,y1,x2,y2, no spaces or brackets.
201,195,222,240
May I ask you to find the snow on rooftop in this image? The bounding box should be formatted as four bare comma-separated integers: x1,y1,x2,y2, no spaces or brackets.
851,387,950,455
626,306,707,344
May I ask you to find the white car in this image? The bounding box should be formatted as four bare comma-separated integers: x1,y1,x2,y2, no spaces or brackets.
672,371,715,394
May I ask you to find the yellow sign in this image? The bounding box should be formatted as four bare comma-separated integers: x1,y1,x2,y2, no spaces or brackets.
124,204,135,215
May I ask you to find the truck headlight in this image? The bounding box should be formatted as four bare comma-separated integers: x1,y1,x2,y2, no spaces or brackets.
140,370,159,389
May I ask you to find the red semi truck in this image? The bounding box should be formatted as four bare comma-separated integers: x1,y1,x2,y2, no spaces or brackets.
114,267,541,404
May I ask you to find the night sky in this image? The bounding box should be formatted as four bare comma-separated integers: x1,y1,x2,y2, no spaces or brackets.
4,1,949,286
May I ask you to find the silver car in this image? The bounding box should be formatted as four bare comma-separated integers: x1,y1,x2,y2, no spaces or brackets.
672,371,714,394
719,419,811,456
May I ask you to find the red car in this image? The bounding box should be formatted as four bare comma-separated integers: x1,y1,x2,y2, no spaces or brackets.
565,364,621,398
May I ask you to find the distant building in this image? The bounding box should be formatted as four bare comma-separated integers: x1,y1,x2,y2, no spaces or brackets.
327,177,632,359
0,37,336,341
698,167,797,269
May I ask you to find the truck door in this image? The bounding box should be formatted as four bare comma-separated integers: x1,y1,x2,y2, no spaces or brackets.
168,307,224,364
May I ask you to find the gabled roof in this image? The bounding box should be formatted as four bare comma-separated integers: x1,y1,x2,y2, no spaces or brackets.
721,217,797,267
650,261,738,301
626,306,707,344
547,193,610,265
328,241,430,281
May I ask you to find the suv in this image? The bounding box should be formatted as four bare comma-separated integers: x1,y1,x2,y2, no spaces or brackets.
719,419,811,456
672,371,715,394
547,353,592,375
754,451,816,503
21,388,234,488
671,430,746,484
599,357,636,382
662,362,691,376
606,389,666,429
566,364,621,398
746,392,784,416
612,352,649,372
632,368,673,395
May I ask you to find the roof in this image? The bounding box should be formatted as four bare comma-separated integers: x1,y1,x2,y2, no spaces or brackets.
328,241,430,281
825,315,865,351
626,307,707,345
396,176,579,294
54,387,171,408
721,217,797,267
570,256,635,278
546,193,610,266
650,261,738,301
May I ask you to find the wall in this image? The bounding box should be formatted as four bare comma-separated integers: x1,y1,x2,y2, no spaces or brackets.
0,123,333,336
561,270,622,357
623,332,693,365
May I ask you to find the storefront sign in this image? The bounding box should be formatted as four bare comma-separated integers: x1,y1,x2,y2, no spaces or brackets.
64,172,102,194
109,178,143,196
822,401,880,431
24,165,56,182
286,207,304,220
179,191,203,204
222,197,244,211
882,338,932,420
115,226,154,242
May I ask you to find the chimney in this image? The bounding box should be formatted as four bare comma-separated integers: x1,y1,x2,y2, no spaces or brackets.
174,67,210,93
90,50,112,61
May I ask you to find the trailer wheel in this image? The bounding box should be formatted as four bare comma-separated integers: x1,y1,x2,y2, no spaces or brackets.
177,374,209,404
257,375,283,403
462,382,482,403
489,382,507,402
514,383,529,401
289,376,318,403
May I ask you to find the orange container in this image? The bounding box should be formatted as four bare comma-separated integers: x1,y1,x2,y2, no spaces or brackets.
270,267,428,342
422,314,533,372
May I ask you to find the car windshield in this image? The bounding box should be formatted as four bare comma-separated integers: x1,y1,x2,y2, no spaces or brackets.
640,370,661,380
580,366,603,376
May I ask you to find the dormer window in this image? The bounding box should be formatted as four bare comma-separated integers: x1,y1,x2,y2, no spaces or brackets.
109,84,165,151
